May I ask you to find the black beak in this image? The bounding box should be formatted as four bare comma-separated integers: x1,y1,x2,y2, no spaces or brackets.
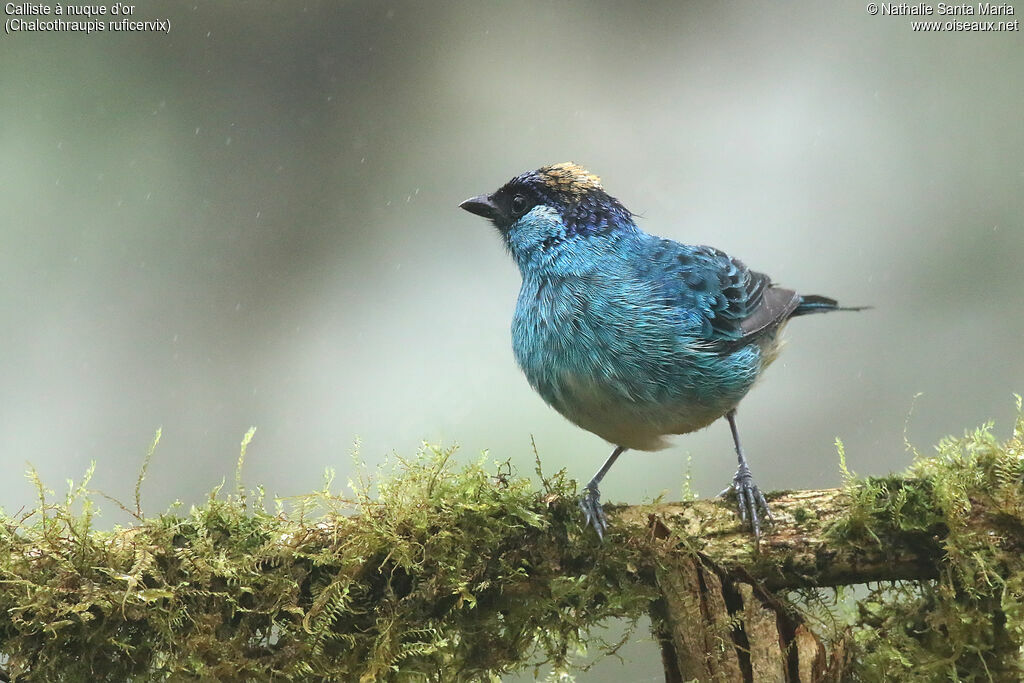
459,194,499,220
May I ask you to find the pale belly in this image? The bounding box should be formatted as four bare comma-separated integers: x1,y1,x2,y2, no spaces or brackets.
555,372,729,451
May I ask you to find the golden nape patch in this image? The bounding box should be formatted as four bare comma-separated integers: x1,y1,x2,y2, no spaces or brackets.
538,163,603,198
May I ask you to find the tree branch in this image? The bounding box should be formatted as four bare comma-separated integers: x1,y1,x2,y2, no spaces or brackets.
2,410,1022,682
615,484,943,591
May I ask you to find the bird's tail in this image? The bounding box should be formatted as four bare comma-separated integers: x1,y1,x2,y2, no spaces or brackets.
791,294,871,317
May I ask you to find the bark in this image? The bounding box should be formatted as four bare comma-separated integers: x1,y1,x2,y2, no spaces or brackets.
615,487,942,682
616,487,942,590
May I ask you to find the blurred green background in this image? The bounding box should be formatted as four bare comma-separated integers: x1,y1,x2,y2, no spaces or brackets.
2,1,1022,679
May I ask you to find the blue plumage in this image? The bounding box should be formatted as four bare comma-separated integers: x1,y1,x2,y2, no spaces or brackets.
460,163,862,539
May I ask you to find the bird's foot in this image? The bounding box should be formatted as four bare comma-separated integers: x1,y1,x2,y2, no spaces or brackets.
579,484,608,541
719,463,773,539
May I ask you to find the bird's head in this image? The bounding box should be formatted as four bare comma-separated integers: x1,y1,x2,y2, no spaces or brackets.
460,163,637,267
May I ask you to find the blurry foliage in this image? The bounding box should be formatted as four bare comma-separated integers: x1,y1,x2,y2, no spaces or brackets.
0,399,1022,680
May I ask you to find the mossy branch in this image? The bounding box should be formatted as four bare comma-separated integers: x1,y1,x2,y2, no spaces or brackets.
0,400,1022,681
615,485,943,592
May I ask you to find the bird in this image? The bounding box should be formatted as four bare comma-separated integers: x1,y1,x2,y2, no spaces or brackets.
459,162,863,540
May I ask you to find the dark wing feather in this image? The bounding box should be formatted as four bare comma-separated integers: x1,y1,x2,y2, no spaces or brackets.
737,286,800,339
646,241,798,350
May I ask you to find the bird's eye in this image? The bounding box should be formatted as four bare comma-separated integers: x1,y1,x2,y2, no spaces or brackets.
510,194,530,218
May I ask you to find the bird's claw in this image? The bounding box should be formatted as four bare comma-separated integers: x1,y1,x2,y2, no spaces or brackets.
719,464,772,539
579,484,608,541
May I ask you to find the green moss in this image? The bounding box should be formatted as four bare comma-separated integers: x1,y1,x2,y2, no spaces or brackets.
1,398,1023,680
832,396,1024,681
0,442,657,681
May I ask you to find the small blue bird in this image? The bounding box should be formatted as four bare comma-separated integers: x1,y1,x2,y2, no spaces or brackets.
460,163,862,539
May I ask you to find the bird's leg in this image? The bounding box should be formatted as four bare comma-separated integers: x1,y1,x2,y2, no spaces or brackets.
718,409,773,538
579,445,626,541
